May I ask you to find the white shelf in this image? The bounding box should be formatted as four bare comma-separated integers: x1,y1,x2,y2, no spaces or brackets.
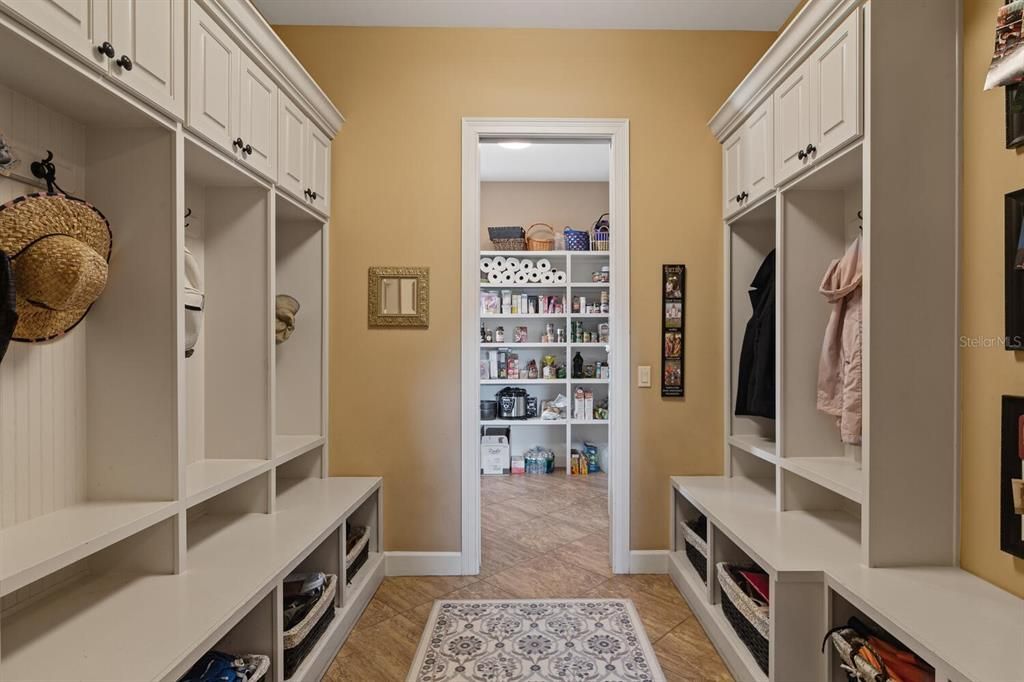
779,456,863,504
479,282,567,289
480,250,570,257
571,378,609,384
727,434,778,463
570,419,609,425
570,313,609,318
481,313,565,319
0,500,179,596
480,342,565,349
185,459,270,507
569,282,610,288
0,477,381,682
273,434,326,464
570,342,609,348
480,378,566,385
671,476,861,573
483,419,567,426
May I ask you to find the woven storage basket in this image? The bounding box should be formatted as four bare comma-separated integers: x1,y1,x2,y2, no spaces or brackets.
283,574,337,650
717,563,769,675
564,227,590,251
526,223,556,251
283,607,335,679
242,654,271,682
680,520,708,584
346,526,370,584
488,226,525,251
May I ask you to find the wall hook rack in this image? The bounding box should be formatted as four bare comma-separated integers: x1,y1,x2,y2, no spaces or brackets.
29,150,73,197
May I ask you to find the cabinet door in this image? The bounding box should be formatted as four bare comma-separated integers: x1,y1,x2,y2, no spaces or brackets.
0,0,108,69
237,53,277,181
187,1,237,153
773,61,813,184
742,100,773,204
277,94,305,201
723,130,744,218
108,0,184,119
809,10,861,160
306,124,330,215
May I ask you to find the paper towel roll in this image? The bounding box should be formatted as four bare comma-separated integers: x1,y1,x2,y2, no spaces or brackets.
519,259,534,271
502,271,516,283
506,257,520,272
528,270,542,283
492,256,507,272
541,272,555,284
480,257,494,273
537,258,552,272
554,272,567,284
515,272,529,284
488,271,502,284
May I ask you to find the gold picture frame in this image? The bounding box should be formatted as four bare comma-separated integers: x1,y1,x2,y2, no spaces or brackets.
368,266,430,328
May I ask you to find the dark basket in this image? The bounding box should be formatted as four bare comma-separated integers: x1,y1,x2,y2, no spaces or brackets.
347,540,370,584
721,584,769,675
283,604,336,679
488,226,526,251
685,542,708,584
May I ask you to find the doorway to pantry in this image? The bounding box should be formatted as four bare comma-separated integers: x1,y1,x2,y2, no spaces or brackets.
461,119,630,577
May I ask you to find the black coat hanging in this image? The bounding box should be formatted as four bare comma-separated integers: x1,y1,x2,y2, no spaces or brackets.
735,250,775,419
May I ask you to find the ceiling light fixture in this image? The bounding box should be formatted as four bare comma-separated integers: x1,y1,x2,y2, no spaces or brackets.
497,141,532,150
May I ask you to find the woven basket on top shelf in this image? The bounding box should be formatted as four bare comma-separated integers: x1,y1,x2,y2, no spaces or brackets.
526,223,556,251
717,562,769,675
488,226,526,251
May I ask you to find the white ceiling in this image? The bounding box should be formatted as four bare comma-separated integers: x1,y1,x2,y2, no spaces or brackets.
253,0,801,32
480,141,610,182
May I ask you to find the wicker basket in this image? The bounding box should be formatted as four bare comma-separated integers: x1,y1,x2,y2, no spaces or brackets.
346,525,370,584
680,519,708,584
526,223,555,251
242,654,271,682
717,563,769,675
488,226,526,251
283,574,337,650
283,607,335,679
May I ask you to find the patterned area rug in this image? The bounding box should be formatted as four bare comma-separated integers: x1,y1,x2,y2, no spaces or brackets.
407,599,666,682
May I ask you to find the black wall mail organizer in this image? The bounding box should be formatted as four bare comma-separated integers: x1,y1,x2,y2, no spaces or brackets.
662,264,685,397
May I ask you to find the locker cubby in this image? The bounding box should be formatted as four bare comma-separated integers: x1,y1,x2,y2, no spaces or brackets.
276,447,326,498
191,588,277,682
274,202,325,464
183,140,272,505
672,492,708,586
343,491,380,597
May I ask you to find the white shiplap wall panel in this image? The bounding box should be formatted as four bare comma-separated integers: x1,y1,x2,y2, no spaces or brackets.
0,125,88,530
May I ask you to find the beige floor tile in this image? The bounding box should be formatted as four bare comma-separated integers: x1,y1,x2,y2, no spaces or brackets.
372,575,479,613
545,504,609,534
338,612,422,667
546,531,614,577
586,578,691,641
505,518,593,554
479,536,538,577
348,596,400,635
654,618,735,682
443,581,518,601
484,555,608,598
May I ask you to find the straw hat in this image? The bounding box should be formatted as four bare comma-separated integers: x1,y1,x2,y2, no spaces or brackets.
0,192,111,342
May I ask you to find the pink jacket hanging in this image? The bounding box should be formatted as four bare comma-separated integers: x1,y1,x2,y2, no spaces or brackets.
816,236,863,445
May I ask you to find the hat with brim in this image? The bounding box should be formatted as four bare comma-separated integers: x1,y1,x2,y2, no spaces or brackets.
0,192,111,342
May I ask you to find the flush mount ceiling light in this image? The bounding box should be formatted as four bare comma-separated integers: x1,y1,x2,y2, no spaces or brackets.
497,141,531,150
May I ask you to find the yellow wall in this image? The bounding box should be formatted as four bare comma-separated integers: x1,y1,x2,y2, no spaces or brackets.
962,0,1024,598
274,26,775,552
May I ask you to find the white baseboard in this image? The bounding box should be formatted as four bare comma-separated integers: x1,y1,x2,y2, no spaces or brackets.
385,552,463,576
629,550,669,574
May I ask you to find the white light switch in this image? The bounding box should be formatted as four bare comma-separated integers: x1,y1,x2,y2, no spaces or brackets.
638,366,652,388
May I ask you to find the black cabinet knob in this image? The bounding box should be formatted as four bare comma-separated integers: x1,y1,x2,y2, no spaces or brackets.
740,191,749,201
805,143,816,156
243,144,252,155
735,194,742,203
233,138,244,150
311,191,318,200
97,42,115,59
304,188,312,199
116,55,132,71
797,148,807,160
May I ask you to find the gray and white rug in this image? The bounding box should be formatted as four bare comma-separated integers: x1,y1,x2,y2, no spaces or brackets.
407,599,666,682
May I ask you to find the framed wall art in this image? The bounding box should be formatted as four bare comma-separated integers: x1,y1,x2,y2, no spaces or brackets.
368,266,430,328
1001,395,1024,560
1004,189,1024,349
661,264,685,397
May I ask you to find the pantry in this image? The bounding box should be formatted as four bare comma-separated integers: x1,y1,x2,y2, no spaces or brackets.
461,124,631,576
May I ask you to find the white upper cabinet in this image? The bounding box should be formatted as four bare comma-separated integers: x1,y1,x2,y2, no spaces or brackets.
188,1,237,154
277,93,306,201
0,0,108,70
773,61,813,184
809,10,861,160
237,52,277,181
307,124,330,214
742,100,773,204
107,0,184,119
723,130,744,218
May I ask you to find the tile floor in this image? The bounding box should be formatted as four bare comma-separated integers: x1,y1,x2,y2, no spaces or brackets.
323,470,732,681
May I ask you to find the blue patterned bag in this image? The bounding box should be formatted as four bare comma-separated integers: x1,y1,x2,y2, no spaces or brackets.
564,227,590,251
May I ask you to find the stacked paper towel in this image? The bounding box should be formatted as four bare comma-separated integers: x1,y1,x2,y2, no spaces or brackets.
480,257,567,285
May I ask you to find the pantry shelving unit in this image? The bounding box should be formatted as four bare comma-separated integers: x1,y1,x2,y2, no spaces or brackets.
0,2,382,680
668,3,1023,682
478,249,613,473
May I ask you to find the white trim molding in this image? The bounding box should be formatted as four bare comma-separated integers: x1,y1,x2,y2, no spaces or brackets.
461,118,631,576
629,550,669,575
385,552,464,576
